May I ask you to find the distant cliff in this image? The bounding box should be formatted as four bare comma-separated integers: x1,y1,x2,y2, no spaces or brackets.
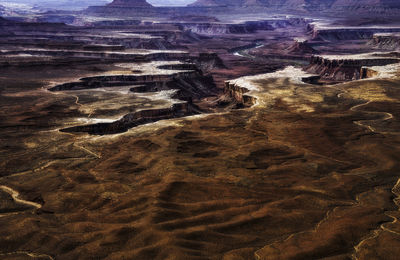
88,0,400,18
107,0,153,7
189,0,400,13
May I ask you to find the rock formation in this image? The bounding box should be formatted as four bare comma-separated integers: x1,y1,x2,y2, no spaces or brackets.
224,81,257,107
87,0,400,18
3,2,400,259
189,0,245,7
305,54,399,81
287,40,319,54
107,0,153,7
309,25,400,42
189,0,400,14
369,33,400,51
61,103,191,135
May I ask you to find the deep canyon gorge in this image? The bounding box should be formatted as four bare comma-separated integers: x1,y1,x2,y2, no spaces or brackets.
0,0,400,259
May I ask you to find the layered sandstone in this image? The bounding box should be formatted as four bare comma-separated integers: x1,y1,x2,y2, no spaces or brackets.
287,39,319,54
369,33,400,51
224,81,257,107
306,54,399,81
61,103,191,135
309,24,400,41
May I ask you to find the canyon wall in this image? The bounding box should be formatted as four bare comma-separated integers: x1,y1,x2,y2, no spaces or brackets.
189,0,400,15
108,0,153,7
224,81,257,107
87,0,400,18
310,26,400,41
306,55,399,81
369,33,400,51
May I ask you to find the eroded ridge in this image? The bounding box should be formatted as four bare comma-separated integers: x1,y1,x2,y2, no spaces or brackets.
1,5,400,260
49,60,220,135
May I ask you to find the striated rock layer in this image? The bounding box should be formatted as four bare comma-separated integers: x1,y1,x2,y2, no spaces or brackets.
306,54,399,81
369,33,400,51
87,0,400,18
108,0,153,7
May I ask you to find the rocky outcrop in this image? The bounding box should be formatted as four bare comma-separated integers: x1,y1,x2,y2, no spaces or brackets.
51,58,220,134
306,55,399,81
287,40,318,55
169,15,219,22
310,26,400,41
108,0,153,7
176,18,307,35
61,103,191,135
189,0,400,10
50,70,217,100
329,0,400,13
189,0,240,7
193,53,226,71
179,23,254,35
224,81,257,107
177,21,269,35
190,0,400,13
360,67,380,78
87,0,400,18
369,33,400,51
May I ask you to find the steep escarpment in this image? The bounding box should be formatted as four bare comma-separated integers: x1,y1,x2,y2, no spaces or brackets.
57,71,217,134
287,39,319,54
306,54,399,81
61,102,191,135
310,26,400,41
369,33,400,51
178,22,269,35
330,0,400,13
84,0,400,19
108,0,153,7
190,0,400,14
189,0,242,7
195,53,226,70
49,70,217,99
49,60,220,134
176,19,306,35
174,18,308,36
224,81,257,107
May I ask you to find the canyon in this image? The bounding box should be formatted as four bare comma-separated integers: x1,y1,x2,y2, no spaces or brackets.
84,0,400,19
0,0,400,259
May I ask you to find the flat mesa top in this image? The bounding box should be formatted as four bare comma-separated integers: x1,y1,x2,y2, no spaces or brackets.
319,52,400,61
374,33,400,37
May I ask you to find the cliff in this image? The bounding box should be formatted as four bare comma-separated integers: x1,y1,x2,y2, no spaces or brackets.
189,0,244,7
107,0,153,7
88,0,400,18
61,103,191,135
190,0,400,9
224,81,257,107
287,40,319,55
369,33,400,51
310,26,400,41
189,0,400,15
306,54,399,81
